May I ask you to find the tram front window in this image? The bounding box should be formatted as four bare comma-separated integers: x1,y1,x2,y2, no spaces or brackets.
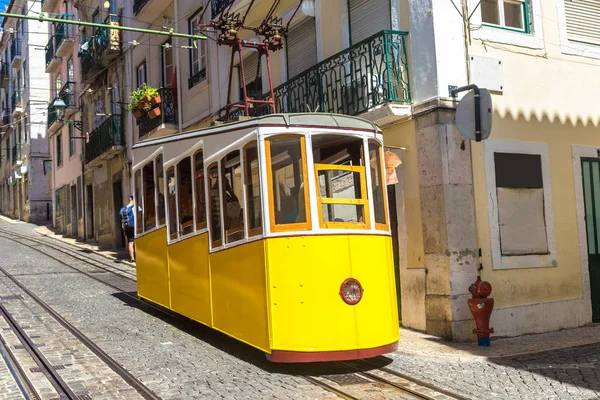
369,140,388,229
266,136,310,231
312,135,368,228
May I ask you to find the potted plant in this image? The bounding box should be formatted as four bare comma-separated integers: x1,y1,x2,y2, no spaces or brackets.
129,84,161,118
148,106,161,120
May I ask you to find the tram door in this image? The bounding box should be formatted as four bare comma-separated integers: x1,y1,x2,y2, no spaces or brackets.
582,159,600,322
387,185,402,323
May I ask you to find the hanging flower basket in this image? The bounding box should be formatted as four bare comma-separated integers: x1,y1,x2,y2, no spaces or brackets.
129,84,160,115
148,106,161,120
150,94,161,106
133,109,145,119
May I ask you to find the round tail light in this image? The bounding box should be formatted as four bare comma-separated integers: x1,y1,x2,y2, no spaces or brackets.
340,278,363,305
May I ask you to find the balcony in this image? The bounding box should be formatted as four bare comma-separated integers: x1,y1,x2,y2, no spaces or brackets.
0,62,9,89
45,36,60,74
11,144,21,166
212,0,234,18
237,30,411,125
79,15,121,84
47,105,62,133
41,0,58,13
133,0,169,23
137,88,178,137
58,82,77,117
11,91,23,116
1,108,9,132
85,115,124,164
10,37,22,69
55,18,74,57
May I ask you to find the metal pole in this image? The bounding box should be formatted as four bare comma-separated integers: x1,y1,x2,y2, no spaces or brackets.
82,138,86,242
0,12,207,41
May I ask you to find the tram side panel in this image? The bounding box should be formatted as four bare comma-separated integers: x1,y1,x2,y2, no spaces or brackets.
136,228,170,308
266,234,399,355
209,240,271,352
168,233,212,326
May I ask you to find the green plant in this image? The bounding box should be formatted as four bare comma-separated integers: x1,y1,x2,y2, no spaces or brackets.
128,84,160,113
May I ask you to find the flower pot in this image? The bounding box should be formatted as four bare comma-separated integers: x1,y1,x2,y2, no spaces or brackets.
150,95,161,106
137,98,147,110
148,107,161,120
133,109,144,119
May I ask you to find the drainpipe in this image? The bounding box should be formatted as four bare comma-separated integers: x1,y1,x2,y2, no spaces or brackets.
174,0,183,133
125,15,133,196
81,124,86,241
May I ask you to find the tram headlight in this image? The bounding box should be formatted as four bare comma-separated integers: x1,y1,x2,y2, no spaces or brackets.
339,278,363,305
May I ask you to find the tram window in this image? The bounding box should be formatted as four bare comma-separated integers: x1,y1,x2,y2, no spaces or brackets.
312,135,368,228
266,136,310,230
166,166,178,240
156,155,166,226
177,157,194,236
244,142,262,236
208,162,222,247
221,150,244,243
194,151,207,231
143,161,156,231
135,169,143,235
369,141,387,227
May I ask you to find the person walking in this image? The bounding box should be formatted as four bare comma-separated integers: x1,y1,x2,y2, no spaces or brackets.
120,196,136,263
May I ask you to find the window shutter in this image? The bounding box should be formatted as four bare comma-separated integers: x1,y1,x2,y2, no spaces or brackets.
242,51,259,87
349,0,391,45
286,17,318,79
565,0,600,45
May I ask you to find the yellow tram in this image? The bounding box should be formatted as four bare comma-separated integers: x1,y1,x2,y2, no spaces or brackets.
131,113,399,362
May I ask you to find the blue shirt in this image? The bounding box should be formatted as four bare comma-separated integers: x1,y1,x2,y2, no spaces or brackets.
126,204,135,229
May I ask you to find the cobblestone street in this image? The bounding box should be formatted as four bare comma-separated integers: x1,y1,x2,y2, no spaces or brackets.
0,219,599,399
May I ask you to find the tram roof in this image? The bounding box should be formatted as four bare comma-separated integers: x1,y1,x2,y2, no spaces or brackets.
132,113,382,149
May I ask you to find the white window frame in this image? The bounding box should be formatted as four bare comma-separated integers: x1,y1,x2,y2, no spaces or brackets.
484,139,557,269
188,8,208,87
555,0,600,60
136,62,146,88
471,0,544,49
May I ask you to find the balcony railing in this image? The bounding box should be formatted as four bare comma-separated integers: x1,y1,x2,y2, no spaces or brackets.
11,91,22,110
79,15,120,80
229,30,410,121
11,144,21,166
2,108,9,126
45,35,55,68
212,0,234,18
10,37,21,61
85,115,124,163
55,17,68,48
58,82,76,109
47,105,58,127
138,88,178,137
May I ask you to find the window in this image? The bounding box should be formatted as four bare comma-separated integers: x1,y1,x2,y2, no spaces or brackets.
56,134,63,167
266,135,310,231
221,151,244,243
143,161,156,231
564,1,600,46
244,142,262,236
312,135,368,229
135,169,143,235
208,162,222,247
369,140,388,229
194,151,207,230
162,39,174,88
188,8,207,89
286,17,318,79
155,155,166,225
67,57,74,82
55,74,62,93
481,0,528,32
136,62,146,88
167,166,178,240
177,157,194,236
69,124,75,157
494,152,547,255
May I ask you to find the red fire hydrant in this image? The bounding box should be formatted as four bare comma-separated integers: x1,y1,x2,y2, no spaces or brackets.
468,277,494,347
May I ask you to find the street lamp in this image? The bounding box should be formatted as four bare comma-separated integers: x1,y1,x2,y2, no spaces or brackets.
51,97,83,131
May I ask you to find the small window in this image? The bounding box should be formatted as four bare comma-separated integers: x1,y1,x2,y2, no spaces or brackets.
143,161,156,231
155,155,166,225
194,151,207,230
481,0,528,32
177,157,194,236
69,124,75,157
136,62,146,88
166,166,178,240
208,162,222,247
135,169,143,235
221,150,244,243
369,140,388,229
188,9,207,88
56,134,63,167
244,142,262,236
266,135,310,231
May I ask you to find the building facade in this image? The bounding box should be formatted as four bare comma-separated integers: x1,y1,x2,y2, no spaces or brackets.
0,0,51,224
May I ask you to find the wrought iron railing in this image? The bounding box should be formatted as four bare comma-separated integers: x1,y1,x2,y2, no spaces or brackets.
85,115,124,163
241,30,411,120
188,68,206,89
54,17,69,49
212,0,234,18
133,0,150,15
138,88,178,137
10,37,21,61
47,105,58,127
2,108,9,126
11,144,20,166
45,35,55,68
0,62,8,81
11,91,21,110
79,15,120,76
58,82,76,109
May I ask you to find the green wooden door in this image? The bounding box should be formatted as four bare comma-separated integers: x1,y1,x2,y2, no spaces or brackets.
581,159,600,322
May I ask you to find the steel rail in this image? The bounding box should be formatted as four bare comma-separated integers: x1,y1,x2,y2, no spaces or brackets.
0,329,37,400
0,265,162,400
0,303,78,399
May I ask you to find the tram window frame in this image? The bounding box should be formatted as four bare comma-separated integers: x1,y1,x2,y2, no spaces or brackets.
166,166,179,241
134,169,143,235
177,157,195,237
194,150,207,232
208,162,223,248
265,134,312,233
368,140,389,231
221,150,245,244
244,141,263,237
155,154,166,226
142,160,157,231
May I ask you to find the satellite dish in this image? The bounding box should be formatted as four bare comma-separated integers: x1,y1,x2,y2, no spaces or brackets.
456,89,493,141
